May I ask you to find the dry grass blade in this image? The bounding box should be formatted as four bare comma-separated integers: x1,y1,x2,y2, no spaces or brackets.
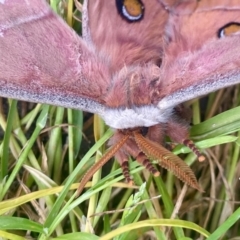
76,134,130,196
133,132,203,192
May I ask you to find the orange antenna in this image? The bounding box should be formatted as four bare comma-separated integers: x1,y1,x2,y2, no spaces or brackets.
134,131,203,192
76,134,130,196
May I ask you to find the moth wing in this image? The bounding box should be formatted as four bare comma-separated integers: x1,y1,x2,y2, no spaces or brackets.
82,0,92,44
0,0,111,115
157,1,240,110
87,0,168,72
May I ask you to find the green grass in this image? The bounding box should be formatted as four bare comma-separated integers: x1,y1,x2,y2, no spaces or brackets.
0,1,240,239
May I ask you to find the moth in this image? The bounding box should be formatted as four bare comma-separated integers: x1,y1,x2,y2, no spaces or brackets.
0,0,240,194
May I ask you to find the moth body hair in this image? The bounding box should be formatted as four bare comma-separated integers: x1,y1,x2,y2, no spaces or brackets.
102,105,172,129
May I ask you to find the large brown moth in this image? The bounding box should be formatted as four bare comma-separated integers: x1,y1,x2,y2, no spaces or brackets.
0,0,240,194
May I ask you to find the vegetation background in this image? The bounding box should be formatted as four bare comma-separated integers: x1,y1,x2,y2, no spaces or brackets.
0,1,239,239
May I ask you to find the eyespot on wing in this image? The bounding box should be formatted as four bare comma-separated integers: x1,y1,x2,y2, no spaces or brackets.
116,0,144,22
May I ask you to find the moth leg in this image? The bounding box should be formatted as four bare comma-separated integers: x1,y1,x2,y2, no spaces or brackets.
110,128,161,183
167,118,205,161
123,142,160,177
109,131,135,184
145,124,165,143
115,150,133,185
133,125,163,176
135,152,160,177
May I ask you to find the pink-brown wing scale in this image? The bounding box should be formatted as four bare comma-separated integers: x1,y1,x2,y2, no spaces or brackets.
156,0,240,109
159,0,198,14
86,0,172,109
0,0,111,114
87,0,168,72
